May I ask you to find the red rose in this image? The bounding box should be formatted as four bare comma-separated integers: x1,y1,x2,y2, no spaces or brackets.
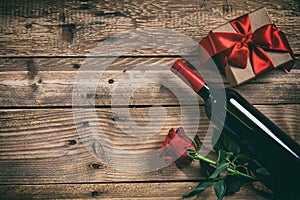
161,127,201,167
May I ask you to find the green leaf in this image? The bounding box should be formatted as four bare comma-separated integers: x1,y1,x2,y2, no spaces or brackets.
200,160,216,177
214,179,226,200
248,161,271,183
222,134,240,155
232,154,250,165
256,167,270,176
183,179,214,198
248,160,260,174
217,150,233,165
209,162,229,179
224,175,244,195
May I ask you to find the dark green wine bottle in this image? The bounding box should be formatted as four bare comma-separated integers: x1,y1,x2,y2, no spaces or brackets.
171,59,300,196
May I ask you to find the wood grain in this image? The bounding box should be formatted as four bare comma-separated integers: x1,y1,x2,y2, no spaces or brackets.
0,0,299,57
1,0,299,199
0,182,269,200
1,57,299,72
0,105,299,184
0,57,299,107
0,106,210,184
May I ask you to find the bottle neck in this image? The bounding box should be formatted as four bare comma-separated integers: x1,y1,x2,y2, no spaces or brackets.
171,59,210,99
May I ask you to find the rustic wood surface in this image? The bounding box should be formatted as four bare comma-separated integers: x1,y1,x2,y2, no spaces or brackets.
0,0,299,199
0,183,269,200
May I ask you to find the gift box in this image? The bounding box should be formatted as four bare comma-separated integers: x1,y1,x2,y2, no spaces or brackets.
199,8,295,86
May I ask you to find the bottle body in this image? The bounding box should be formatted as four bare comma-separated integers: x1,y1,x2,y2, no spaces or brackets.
207,87,300,193
171,59,300,195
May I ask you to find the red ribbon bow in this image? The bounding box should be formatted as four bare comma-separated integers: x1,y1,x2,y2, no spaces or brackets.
200,14,294,75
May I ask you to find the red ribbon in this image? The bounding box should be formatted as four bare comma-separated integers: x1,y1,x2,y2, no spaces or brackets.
200,14,295,75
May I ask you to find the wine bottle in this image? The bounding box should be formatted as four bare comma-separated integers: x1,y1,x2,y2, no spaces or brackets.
171,59,300,195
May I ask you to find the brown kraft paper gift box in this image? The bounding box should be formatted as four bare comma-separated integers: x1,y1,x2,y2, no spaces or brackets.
210,8,294,86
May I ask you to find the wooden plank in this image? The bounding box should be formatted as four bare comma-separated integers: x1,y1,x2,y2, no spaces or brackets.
1,57,299,72
0,106,208,184
0,106,210,184
0,105,299,184
0,57,178,72
0,0,299,56
0,182,269,200
0,57,299,107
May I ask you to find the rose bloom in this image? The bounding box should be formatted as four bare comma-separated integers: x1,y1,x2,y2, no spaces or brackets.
161,127,201,166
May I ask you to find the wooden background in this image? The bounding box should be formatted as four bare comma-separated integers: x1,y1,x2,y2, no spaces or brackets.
0,0,299,199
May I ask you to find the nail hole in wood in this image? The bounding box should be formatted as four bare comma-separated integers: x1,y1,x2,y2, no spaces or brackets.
68,140,77,145
90,163,102,169
91,191,103,197
38,78,42,83
72,63,81,69
108,79,114,84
